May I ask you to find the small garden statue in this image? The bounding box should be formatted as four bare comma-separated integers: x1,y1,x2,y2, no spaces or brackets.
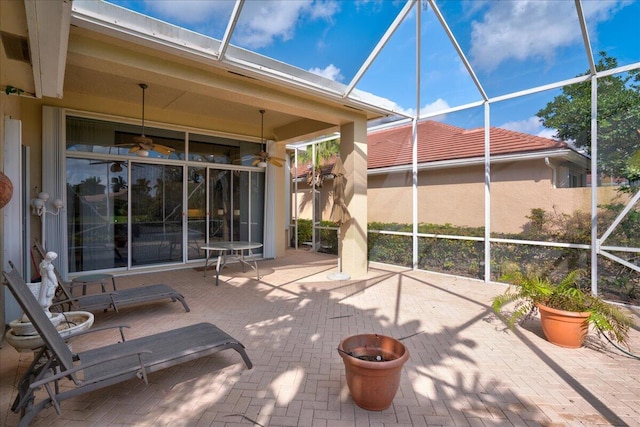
21,251,59,321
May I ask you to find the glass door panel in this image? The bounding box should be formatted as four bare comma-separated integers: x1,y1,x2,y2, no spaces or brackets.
209,169,231,242
235,170,248,241
187,167,207,260
66,158,128,272
251,172,265,254
131,163,183,266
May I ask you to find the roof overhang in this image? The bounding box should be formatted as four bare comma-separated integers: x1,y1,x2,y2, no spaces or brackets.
70,0,395,120
24,0,71,98
368,148,589,176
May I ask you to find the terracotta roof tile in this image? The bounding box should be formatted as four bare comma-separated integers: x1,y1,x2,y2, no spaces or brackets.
368,120,567,169
292,121,568,178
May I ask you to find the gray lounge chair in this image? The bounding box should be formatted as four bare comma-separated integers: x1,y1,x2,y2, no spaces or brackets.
33,240,190,313
2,262,252,427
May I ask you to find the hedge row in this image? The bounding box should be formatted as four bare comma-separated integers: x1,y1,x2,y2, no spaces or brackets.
292,205,639,305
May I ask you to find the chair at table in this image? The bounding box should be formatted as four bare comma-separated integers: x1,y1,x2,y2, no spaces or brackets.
33,240,190,313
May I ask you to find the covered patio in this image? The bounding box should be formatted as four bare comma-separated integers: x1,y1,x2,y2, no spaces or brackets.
2,250,639,426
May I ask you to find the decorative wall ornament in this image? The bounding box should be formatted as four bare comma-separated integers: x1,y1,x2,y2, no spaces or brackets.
0,171,14,209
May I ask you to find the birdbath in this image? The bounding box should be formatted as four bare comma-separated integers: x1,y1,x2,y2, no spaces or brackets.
6,311,94,352
5,251,94,353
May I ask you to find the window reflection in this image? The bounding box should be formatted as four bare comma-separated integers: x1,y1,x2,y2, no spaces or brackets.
66,115,266,273
187,167,207,260
131,164,184,267
66,158,128,272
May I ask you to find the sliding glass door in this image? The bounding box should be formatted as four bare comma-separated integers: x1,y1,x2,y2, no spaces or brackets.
65,115,265,273
187,166,207,261
66,158,129,272
131,164,183,267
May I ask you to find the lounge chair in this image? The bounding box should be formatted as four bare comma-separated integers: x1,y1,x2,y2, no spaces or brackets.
2,262,252,427
32,240,190,313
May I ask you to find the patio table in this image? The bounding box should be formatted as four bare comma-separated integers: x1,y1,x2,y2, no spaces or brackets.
70,273,116,296
201,241,263,286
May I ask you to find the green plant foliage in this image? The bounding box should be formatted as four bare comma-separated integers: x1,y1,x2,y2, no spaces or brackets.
492,267,634,346
364,204,639,304
537,52,640,182
292,219,338,255
368,233,412,267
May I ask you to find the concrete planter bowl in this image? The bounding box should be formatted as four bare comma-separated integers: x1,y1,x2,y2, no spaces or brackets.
337,333,409,411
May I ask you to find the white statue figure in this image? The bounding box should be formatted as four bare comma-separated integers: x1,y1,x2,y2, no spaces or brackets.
38,251,59,317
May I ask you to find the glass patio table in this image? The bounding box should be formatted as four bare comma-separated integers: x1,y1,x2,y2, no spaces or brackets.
201,241,263,286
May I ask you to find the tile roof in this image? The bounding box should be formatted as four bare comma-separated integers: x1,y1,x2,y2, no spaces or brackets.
291,120,569,178
368,120,568,170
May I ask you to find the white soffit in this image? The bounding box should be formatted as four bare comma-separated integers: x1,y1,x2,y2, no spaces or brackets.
24,0,72,98
70,0,398,118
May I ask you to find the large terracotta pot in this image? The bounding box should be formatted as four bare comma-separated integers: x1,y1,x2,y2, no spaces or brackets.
0,171,13,209
537,303,590,348
338,333,409,411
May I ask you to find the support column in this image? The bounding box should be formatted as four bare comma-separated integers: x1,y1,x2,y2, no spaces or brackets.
340,119,368,278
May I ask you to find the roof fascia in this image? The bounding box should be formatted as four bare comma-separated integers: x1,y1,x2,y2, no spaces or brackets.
25,0,72,98
368,148,584,175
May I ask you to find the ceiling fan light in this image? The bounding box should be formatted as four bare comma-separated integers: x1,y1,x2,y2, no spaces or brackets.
257,161,268,168
137,149,150,157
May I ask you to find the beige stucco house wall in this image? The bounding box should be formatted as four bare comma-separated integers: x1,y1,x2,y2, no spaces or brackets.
295,157,628,235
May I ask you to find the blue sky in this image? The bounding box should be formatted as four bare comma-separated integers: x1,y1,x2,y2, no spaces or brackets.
107,0,639,139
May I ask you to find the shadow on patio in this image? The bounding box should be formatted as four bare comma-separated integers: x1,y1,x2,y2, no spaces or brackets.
2,249,639,426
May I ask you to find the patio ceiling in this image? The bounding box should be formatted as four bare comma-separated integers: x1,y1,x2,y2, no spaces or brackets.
0,0,391,144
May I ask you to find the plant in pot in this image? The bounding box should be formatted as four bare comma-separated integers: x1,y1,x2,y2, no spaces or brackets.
492,266,634,348
337,333,409,411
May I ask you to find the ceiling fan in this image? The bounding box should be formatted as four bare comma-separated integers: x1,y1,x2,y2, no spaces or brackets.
90,160,128,172
250,110,285,168
117,84,175,157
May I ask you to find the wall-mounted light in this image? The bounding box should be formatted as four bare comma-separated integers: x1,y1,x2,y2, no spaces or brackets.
31,191,64,249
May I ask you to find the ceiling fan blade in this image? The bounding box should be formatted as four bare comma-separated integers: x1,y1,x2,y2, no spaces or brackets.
129,145,141,153
251,159,261,166
269,158,284,167
271,156,286,162
153,144,175,156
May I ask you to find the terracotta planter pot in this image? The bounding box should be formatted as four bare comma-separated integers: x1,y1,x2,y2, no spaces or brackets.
338,333,409,411
0,171,13,209
537,303,590,348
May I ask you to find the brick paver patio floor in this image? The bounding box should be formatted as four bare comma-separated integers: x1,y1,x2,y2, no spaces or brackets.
2,249,639,426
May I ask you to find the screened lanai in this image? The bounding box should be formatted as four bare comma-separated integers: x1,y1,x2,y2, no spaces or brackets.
1,0,639,325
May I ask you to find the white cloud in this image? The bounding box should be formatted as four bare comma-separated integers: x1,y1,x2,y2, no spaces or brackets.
499,116,559,139
395,98,451,119
536,127,558,140
468,0,628,72
422,98,451,116
143,0,341,49
307,0,340,20
235,0,340,49
308,64,344,81
145,1,230,26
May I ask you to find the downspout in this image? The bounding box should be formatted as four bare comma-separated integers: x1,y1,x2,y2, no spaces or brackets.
545,157,557,189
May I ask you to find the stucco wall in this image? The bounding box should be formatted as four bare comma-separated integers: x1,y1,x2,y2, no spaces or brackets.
294,158,629,234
